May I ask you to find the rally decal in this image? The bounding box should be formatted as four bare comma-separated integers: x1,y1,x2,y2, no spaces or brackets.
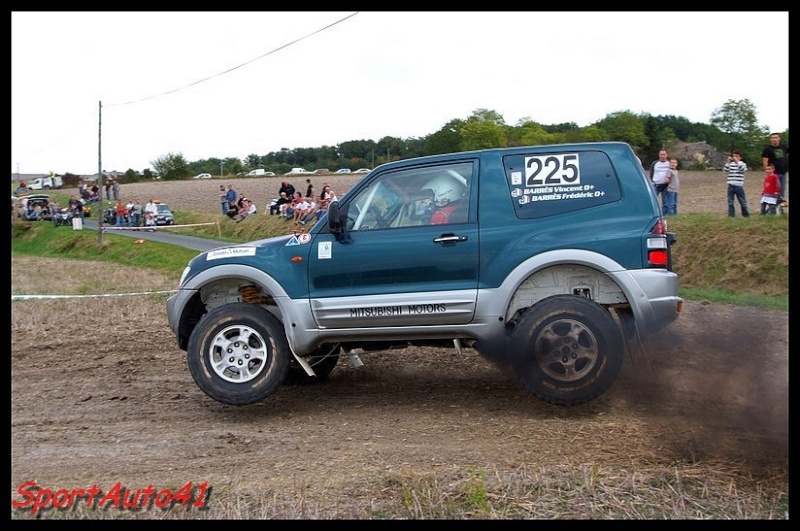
206,247,256,260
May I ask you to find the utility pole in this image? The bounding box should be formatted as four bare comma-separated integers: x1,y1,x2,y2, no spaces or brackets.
97,101,104,245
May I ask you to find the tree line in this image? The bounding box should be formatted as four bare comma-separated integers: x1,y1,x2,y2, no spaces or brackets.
104,98,786,183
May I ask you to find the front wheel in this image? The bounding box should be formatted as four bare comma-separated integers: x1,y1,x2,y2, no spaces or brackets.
186,303,291,405
509,295,623,406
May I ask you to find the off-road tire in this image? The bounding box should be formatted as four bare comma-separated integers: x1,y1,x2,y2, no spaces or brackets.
509,295,623,406
187,303,291,406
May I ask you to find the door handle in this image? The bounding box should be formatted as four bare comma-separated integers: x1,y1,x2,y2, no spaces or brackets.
433,234,468,244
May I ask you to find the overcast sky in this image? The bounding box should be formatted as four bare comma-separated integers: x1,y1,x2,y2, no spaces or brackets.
11,11,789,176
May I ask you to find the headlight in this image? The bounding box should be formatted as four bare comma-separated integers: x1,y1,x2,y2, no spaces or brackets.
178,266,191,288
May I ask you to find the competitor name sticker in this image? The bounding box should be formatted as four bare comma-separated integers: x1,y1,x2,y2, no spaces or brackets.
206,247,257,260
512,152,600,204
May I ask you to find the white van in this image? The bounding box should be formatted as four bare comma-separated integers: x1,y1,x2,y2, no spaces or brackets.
284,168,309,175
247,169,266,176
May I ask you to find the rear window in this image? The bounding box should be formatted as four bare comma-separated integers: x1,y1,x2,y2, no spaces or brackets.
503,150,622,219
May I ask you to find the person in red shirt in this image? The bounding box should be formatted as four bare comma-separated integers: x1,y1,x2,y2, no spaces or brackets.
760,164,782,215
424,174,468,225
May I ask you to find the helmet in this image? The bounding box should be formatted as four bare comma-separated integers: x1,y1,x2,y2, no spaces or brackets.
421,174,465,207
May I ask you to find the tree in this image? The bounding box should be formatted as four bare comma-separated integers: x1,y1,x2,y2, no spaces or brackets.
595,111,649,151
459,109,507,151
151,152,190,181
423,119,464,156
710,99,767,163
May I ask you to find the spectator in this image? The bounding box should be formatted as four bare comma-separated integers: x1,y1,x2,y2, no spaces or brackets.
30,202,43,221
111,179,120,201
301,184,337,224
724,150,750,217
305,178,314,198
759,163,781,215
78,179,86,197
90,182,100,202
129,199,142,228
279,180,296,199
761,133,789,200
292,194,312,225
219,185,228,216
662,158,680,216
144,198,158,231
125,200,135,227
234,198,257,222
649,149,671,210
270,191,291,216
104,179,112,200
68,195,83,221
225,185,239,218
284,191,304,221
114,199,128,227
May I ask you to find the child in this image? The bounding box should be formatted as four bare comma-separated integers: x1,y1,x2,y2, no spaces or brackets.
723,150,749,217
662,158,680,216
759,164,781,215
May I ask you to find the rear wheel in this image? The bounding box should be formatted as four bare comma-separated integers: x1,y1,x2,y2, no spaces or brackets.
509,295,623,406
187,303,290,405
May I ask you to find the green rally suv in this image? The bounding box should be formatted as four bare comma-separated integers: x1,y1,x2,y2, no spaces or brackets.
166,142,681,407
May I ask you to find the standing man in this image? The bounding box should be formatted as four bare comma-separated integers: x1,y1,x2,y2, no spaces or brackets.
225,184,239,218
279,180,296,199
761,132,789,200
111,179,120,201
219,185,228,216
649,149,671,210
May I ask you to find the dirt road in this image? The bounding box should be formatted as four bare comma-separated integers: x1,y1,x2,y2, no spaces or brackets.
10,255,788,518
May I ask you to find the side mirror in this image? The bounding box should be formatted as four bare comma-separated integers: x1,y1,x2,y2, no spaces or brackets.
327,201,342,235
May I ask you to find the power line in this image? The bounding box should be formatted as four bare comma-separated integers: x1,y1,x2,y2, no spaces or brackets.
107,12,359,108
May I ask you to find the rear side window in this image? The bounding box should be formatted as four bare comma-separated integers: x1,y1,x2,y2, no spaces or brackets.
503,150,622,219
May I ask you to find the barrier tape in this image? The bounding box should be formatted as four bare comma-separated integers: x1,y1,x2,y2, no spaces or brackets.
12,290,178,301
101,222,216,231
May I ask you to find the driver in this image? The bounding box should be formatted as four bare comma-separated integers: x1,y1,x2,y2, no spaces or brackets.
422,175,466,224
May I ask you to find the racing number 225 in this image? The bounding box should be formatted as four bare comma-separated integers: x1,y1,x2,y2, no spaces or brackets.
525,154,580,186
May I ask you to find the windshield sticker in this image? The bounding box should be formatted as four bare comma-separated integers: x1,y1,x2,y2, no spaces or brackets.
318,241,332,259
206,247,256,260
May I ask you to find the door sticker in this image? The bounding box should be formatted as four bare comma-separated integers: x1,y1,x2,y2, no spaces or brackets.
318,241,332,259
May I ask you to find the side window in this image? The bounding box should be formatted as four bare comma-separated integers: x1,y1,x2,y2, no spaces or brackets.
504,150,622,219
344,161,474,231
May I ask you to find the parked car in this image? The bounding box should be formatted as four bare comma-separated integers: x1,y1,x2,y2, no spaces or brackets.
28,175,64,190
263,171,276,177
284,168,309,175
335,169,351,174
194,173,213,179
154,203,174,226
313,169,330,175
15,194,51,220
166,141,681,408
353,168,371,174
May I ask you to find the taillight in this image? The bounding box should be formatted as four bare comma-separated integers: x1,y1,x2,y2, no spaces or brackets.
647,218,671,267
652,218,668,235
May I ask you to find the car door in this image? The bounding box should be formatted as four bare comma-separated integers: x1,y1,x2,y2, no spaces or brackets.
307,160,479,328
